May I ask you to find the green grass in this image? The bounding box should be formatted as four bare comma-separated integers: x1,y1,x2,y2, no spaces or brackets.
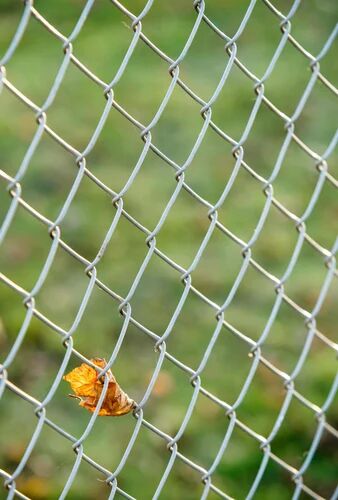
0,1,337,499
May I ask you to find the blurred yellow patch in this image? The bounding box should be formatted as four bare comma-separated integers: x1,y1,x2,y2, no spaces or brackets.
18,476,50,499
151,371,175,398
63,358,135,417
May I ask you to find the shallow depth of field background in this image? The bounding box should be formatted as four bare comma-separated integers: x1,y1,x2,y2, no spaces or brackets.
0,0,337,498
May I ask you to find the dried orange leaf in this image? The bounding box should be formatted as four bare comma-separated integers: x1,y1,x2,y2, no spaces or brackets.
63,358,135,417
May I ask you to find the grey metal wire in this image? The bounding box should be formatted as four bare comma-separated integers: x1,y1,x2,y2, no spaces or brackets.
0,0,337,499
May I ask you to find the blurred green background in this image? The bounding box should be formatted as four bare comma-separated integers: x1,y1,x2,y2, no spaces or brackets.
0,0,337,498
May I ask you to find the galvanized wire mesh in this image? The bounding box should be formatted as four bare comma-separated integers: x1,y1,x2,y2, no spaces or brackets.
0,0,337,498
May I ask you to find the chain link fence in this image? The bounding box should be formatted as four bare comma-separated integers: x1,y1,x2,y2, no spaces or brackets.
0,0,337,498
